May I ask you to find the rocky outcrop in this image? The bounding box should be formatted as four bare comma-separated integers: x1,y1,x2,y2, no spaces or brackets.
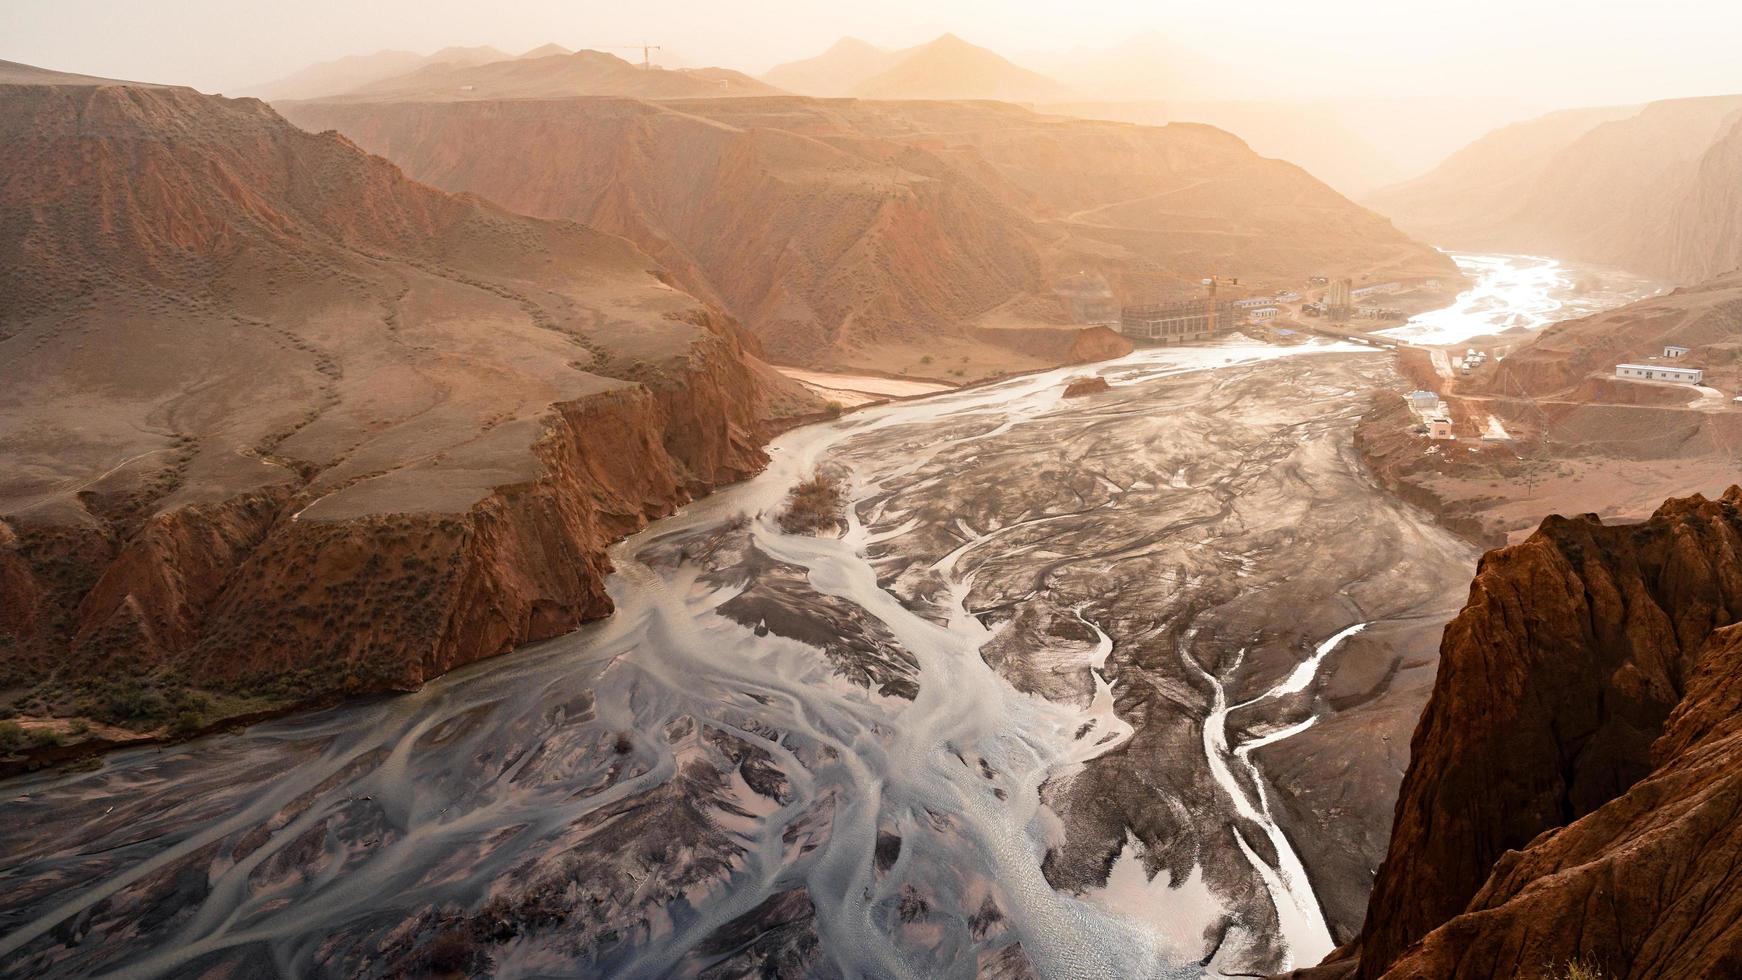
0,65,815,751
1301,487,1742,979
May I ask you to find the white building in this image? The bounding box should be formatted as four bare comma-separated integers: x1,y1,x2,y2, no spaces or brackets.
1247,306,1281,321
1409,390,1440,412
1616,363,1704,384
1427,418,1456,440
1235,296,1275,309
1664,345,1690,358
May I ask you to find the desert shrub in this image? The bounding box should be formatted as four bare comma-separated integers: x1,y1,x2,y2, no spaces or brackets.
1557,959,1606,980
779,471,846,534
0,721,26,754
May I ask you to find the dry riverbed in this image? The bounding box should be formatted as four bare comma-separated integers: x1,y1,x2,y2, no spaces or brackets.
0,341,1474,979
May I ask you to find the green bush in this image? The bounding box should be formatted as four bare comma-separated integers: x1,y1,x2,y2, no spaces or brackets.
0,721,26,753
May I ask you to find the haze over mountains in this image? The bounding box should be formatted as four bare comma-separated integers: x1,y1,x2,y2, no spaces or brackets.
246,45,511,101
281,93,1450,377
764,33,1074,103
1368,95,1742,283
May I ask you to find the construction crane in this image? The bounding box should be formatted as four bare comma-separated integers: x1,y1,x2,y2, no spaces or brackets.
603,44,662,69
1202,275,1239,337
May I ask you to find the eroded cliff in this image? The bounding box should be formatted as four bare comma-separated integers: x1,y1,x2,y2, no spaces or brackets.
1299,487,1742,979
0,65,815,763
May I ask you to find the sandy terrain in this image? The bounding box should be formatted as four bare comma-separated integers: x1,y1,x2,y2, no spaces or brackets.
776,368,957,405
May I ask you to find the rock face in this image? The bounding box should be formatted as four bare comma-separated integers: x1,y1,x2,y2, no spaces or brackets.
278,95,1452,376
1304,487,1742,979
0,64,812,737
1367,96,1742,284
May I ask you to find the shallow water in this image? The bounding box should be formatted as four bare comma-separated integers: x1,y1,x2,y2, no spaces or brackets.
1378,253,1661,346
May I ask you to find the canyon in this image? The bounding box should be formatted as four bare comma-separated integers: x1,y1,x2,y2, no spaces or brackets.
6,15,1742,979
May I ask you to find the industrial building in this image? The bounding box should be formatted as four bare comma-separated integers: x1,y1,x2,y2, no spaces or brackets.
1324,278,1353,321
1120,298,1238,343
1615,363,1704,384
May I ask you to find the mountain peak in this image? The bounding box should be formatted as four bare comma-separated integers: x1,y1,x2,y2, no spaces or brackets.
519,43,571,60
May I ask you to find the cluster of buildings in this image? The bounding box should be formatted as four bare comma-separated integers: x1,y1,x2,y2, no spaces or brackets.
1408,390,1456,440
1613,345,1704,385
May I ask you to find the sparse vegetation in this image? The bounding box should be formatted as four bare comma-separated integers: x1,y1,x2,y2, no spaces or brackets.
778,471,846,534
0,721,28,754
1555,959,1606,980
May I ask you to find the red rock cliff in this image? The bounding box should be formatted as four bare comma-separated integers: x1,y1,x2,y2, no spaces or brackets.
1301,487,1742,979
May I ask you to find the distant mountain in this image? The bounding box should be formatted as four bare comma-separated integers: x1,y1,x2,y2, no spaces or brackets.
1367,95,1742,283
283,94,1453,375
851,34,1072,103
1048,100,1408,199
761,37,897,96
246,45,509,100
1659,116,1742,283
319,49,781,102
518,43,571,59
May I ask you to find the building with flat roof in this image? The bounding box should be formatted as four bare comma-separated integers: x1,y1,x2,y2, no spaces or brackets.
1120,298,1237,343
1616,363,1703,384
1664,345,1690,358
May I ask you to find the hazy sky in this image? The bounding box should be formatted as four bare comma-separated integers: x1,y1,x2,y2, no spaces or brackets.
4,0,1740,105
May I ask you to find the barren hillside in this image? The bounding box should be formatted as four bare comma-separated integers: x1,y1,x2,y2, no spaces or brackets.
280,95,1454,375
1367,95,1742,283
0,64,816,747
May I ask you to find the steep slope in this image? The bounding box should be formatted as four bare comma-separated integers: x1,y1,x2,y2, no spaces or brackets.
0,67,815,754
1655,114,1742,283
246,45,509,101
326,49,781,102
1049,99,1407,199
1367,95,1742,283
1295,488,1742,979
279,95,1453,375
851,34,1073,103
1364,103,1641,245
761,37,897,97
